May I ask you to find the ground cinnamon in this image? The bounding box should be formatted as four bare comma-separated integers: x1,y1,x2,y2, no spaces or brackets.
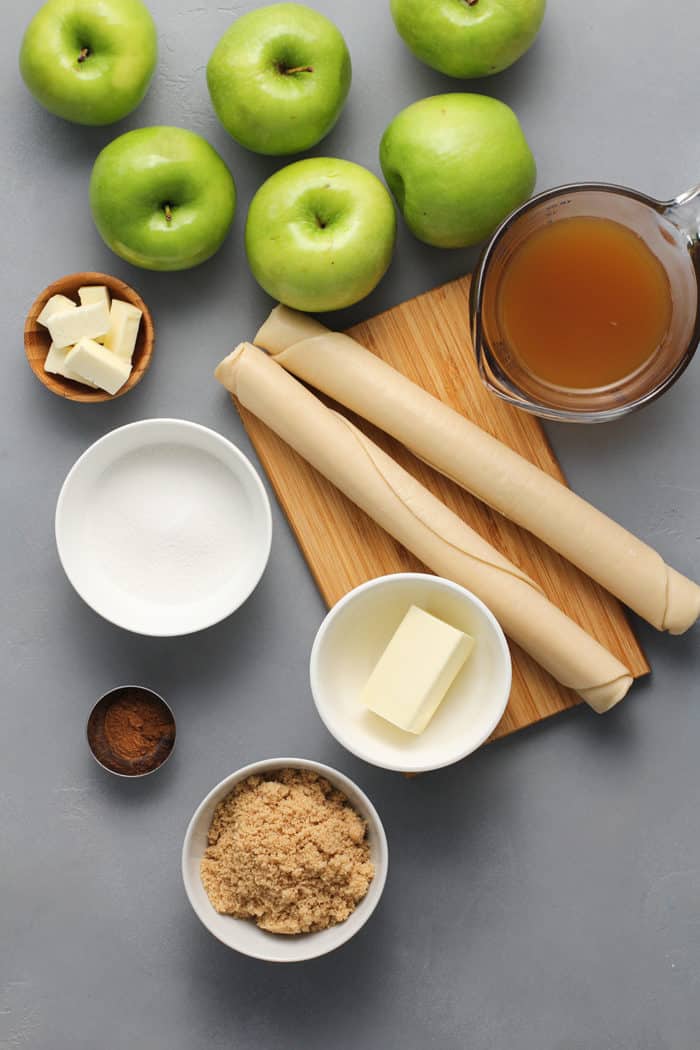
103,695,171,761
88,687,175,776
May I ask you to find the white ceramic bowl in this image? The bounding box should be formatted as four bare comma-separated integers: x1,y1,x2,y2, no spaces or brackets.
55,419,272,636
182,758,388,963
310,574,512,773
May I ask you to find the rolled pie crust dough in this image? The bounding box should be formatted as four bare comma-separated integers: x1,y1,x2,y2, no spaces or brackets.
215,343,633,713
255,306,700,635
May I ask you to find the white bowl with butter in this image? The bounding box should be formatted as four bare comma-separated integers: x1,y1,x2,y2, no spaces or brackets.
310,574,512,773
55,419,272,636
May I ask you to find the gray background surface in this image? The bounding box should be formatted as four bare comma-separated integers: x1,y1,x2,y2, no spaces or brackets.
2,1,699,1047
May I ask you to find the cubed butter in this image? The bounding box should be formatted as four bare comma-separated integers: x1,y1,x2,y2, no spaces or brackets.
47,301,110,349
64,338,132,395
37,294,76,327
78,285,111,309
44,342,98,388
361,605,474,734
102,299,142,362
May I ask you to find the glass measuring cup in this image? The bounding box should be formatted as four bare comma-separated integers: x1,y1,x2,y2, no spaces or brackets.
470,182,700,422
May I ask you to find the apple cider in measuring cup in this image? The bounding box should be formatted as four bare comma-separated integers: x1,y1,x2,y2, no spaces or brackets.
471,182,700,421
496,215,673,390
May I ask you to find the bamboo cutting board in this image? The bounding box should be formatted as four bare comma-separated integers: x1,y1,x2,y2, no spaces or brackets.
237,275,650,741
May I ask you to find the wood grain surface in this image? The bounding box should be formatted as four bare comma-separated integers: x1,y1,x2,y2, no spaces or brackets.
24,271,154,403
238,274,650,741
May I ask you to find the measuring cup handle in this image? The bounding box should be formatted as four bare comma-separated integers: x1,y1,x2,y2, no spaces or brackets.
664,183,700,244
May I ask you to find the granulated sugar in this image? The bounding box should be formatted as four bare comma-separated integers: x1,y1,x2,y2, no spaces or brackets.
86,443,245,605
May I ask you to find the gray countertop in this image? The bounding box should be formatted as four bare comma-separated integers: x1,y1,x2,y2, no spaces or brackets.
2,2,699,1048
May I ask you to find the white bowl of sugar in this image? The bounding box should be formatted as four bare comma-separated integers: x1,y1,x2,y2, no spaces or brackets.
55,419,272,636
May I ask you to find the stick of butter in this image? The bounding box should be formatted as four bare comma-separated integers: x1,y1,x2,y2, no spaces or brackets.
37,294,76,327
47,301,111,349
361,605,474,734
64,338,131,395
102,299,142,361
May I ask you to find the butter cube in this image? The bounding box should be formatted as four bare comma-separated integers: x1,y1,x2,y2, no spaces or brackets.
47,301,110,349
64,338,132,395
102,299,142,361
361,605,474,734
44,342,98,388
37,294,76,327
78,285,111,309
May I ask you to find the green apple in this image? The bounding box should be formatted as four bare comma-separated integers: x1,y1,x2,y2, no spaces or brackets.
380,94,535,249
90,127,236,271
245,158,396,311
19,0,157,126
390,0,545,79
207,3,351,156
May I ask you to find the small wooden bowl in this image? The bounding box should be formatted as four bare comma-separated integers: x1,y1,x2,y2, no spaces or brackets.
24,271,155,403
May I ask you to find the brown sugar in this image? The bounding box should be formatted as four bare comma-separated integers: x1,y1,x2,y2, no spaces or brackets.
200,768,375,934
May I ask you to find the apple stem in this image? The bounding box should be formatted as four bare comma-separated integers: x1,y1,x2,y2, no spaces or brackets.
281,65,314,75
77,47,90,63
164,204,173,223
465,0,479,5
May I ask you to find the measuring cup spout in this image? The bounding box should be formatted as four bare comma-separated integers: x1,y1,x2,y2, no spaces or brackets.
664,183,700,244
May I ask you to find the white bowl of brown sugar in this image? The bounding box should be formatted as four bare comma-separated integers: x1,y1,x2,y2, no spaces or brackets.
182,758,388,962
